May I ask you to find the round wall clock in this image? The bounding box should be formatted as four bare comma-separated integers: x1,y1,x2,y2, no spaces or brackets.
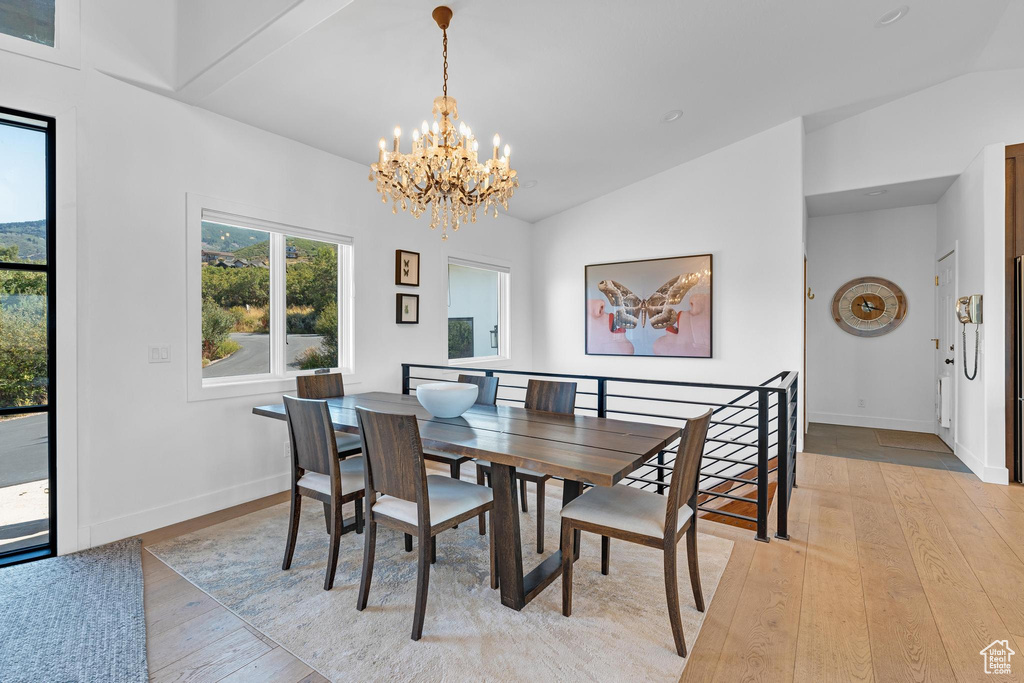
831,276,908,337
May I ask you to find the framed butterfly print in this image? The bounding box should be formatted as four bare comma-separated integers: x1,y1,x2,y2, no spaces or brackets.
585,254,712,358
395,249,420,287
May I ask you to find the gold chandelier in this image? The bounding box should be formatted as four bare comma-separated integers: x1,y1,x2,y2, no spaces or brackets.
369,6,518,241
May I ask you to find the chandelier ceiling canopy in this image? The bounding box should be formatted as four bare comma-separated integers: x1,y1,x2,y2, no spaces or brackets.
369,6,518,240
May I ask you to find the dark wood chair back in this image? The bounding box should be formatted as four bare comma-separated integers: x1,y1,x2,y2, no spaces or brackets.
283,395,338,479
355,407,427,505
524,379,577,414
296,373,345,400
666,409,713,526
457,374,499,406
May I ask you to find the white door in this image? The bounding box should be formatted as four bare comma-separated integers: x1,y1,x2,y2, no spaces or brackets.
936,252,956,449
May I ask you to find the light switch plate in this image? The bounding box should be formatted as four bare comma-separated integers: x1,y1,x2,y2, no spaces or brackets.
149,345,170,363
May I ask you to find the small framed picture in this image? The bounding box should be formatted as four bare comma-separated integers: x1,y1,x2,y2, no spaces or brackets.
397,293,419,324
395,249,420,287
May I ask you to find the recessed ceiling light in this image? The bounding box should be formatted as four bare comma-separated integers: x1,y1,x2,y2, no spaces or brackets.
523,180,538,189
865,189,888,196
876,5,909,27
661,109,684,123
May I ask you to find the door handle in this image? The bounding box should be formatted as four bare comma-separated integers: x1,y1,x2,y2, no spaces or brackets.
944,358,954,365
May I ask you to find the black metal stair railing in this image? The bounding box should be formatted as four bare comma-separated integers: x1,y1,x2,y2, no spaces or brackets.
401,363,799,542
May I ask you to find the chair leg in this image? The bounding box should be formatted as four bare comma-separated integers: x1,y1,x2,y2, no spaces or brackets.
664,540,687,657
323,501,331,534
324,500,343,591
356,511,376,611
412,529,432,641
450,461,461,480
686,524,705,612
355,499,363,535
488,510,498,589
601,536,610,575
560,518,574,617
405,533,413,552
431,535,437,564
520,479,528,513
536,480,545,554
282,489,301,570
477,466,488,536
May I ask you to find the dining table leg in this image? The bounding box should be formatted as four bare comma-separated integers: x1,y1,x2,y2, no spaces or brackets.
490,463,526,609
491,464,585,611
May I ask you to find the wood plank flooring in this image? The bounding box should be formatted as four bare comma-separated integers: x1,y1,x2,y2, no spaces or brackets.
140,453,1024,682
682,451,1024,683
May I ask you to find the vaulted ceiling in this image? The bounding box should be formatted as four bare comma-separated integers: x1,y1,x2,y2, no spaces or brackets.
97,0,1024,222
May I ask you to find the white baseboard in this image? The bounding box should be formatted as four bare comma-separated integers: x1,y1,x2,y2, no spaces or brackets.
953,441,1010,485
81,472,290,549
807,411,935,433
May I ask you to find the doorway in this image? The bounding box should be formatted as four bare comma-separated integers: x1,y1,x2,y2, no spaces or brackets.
936,249,956,450
0,106,56,565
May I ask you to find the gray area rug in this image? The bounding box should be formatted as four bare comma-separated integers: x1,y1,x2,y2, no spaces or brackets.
0,538,148,683
150,496,733,682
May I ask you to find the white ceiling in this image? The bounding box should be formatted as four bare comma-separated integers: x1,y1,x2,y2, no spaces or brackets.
119,0,1024,222
805,176,958,218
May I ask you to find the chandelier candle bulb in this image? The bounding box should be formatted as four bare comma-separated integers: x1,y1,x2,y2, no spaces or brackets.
504,144,510,163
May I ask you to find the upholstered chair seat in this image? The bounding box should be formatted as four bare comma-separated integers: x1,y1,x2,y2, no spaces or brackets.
373,475,493,526
297,456,364,497
560,485,693,539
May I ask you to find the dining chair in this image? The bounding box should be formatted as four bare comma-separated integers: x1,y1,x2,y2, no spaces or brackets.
558,409,713,657
422,374,499,480
355,407,496,641
296,373,362,460
475,379,577,552
281,395,366,591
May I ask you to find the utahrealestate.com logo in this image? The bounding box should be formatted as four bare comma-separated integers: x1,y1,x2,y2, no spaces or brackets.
980,640,1015,675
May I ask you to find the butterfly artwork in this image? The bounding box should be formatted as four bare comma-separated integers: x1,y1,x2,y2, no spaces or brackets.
585,254,712,358
395,250,420,286
598,273,701,333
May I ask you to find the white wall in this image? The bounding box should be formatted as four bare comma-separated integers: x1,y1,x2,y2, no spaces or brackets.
936,146,1007,483
806,205,937,432
531,119,805,401
805,68,1024,197
1,31,535,550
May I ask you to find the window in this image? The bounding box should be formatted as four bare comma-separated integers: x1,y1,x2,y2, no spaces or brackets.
0,0,55,46
0,0,79,68
0,106,56,565
188,195,353,400
447,258,509,363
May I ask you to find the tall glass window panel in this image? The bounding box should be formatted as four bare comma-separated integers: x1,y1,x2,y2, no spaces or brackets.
200,221,271,379
0,122,48,263
0,414,49,554
447,263,500,361
0,0,55,47
285,236,339,371
0,270,48,407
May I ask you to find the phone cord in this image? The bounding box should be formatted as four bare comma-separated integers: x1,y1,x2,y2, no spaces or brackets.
962,323,979,381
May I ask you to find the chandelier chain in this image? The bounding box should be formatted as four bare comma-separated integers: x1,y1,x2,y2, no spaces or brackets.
442,28,448,100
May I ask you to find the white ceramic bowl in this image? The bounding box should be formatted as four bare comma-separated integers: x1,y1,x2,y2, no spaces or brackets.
416,382,479,418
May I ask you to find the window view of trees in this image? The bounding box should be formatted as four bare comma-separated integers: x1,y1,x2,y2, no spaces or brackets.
285,236,338,370
200,221,340,379
0,244,47,407
200,222,270,377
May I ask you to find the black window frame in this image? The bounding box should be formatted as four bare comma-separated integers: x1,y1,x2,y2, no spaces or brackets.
0,104,57,567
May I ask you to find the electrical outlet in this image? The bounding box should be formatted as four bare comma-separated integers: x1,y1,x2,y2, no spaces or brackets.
148,345,170,363
283,440,291,458
857,399,866,408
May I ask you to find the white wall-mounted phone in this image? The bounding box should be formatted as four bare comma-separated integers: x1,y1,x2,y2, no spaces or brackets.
957,294,982,380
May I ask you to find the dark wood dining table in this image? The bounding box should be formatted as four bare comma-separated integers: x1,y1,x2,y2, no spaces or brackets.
253,391,681,611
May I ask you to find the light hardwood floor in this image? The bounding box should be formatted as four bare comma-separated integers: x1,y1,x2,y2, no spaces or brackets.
141,453,1024,682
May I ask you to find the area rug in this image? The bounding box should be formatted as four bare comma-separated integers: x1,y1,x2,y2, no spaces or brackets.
0,538,148,683
876,429,951,452
149,493,733,682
